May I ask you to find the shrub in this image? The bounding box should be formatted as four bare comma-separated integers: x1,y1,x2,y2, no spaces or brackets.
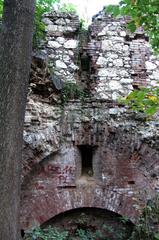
61,82,88,103
25,226,68,240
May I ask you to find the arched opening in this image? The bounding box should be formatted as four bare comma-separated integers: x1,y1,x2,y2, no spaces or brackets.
42,208,134,240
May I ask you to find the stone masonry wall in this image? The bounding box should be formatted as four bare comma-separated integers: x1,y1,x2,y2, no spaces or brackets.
88,12,159,100
21,10,159,230
44,11,80,84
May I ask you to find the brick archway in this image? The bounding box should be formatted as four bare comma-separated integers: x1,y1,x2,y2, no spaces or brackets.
41,207,134,239
21,124,159,230
21,182,141,230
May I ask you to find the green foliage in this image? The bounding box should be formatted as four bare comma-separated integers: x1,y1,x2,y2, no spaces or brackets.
25,221,131,240
62,82,88,103
119,216,130,224
25,226,68,240
130,194,159,240
34,0,59,48
59,3,77,14
106,0,159,54
119,87,159,117
76,228,99,240
75,223,127,240
0,0,3,18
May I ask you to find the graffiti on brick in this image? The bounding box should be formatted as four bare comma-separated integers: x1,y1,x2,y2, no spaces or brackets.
44,164,76,185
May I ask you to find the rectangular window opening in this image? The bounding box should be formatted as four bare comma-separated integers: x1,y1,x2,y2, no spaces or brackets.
78,145,94,177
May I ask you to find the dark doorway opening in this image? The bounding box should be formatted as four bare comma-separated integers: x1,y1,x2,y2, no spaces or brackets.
80,52,91,72
78,145,94,177
42,207,134,240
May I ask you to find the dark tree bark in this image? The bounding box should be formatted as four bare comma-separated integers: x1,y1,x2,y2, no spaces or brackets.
0,0,35,239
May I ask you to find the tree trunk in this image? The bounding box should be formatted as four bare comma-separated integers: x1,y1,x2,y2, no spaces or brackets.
0,0,35,239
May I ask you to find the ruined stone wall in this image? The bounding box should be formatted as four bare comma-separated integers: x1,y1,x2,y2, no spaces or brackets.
89,12,159,100
21,10,159,230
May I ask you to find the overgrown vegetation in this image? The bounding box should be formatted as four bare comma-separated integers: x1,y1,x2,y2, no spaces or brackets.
24,224,129,240
34,0,60,48
61,82,88,103
25,226,68,240
130,194,159,240
119,87,159,117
